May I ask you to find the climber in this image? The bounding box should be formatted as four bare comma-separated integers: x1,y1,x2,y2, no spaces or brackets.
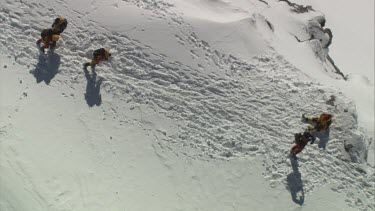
290,132,316,157
302,113,333,132
36,28,60,52
84,48,111,72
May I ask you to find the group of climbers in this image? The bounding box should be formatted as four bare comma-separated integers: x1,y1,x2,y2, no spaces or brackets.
290,113,333,158
37,17,111,74
38,18,334,157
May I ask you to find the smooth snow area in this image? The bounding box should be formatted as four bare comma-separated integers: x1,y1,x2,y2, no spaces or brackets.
0,0,374,210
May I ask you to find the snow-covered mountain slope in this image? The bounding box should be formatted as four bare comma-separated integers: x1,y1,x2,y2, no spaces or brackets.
0,0,374,210
0,54,359,211
298,0,374,82
284,0,375,168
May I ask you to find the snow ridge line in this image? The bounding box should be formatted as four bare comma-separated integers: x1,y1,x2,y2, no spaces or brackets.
0,0,374,209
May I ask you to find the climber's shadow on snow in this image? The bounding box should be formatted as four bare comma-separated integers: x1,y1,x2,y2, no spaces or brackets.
312,130,330,149
317,130,330,149
287,157,304,205
32,50,61,84
84,70,102,107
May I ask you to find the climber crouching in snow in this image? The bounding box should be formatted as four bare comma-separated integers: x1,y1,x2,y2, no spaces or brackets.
37,28,60,52
302,113,333,132
84,48,111,74
290,132,316,158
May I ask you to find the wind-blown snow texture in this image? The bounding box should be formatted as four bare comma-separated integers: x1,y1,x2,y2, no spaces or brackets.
0,0,374,210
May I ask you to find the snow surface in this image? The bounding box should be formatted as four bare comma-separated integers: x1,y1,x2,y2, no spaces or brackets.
301,0,374,82
281,0,375,167
0,0,374,210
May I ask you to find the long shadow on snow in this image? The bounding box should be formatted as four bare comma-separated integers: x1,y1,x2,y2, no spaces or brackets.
314,129,330,149
287,157,304,205
32,50,61,84
84,70,102,107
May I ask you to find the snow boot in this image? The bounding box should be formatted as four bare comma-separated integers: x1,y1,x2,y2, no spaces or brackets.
40,46,46,53
289,153,297,160
301,114,308,122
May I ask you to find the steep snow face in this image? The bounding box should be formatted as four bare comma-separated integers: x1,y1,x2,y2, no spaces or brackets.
299,0,375,166
304,0,374,82
0,0,374,210
261,0,374,164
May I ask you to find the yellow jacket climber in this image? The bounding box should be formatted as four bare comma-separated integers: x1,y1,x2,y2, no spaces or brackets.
303,113,333,131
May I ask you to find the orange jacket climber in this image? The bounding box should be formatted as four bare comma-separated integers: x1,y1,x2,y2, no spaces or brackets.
84,48,111,69
37,29,60,52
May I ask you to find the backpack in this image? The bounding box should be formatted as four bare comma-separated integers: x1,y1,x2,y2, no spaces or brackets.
318,113,333,129
41,29,53,39
93,48,106,58
320,113,332,121
52,18,68,34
